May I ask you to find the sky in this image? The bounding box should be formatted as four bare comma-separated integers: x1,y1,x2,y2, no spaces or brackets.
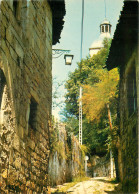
52,0,124,120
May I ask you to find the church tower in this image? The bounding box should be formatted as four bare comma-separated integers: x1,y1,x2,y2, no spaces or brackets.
89,18,112,57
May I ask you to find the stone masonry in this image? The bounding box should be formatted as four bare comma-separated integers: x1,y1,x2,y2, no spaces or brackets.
106,1,138,192
0,0,65,192
118,50,138,192
90,155,115,178
48,123,83,186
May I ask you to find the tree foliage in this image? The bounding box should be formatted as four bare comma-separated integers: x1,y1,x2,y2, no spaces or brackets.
82,68,119,122
64,38,119,156
64,38,112,118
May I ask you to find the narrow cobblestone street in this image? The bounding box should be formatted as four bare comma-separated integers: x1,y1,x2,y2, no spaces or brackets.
51,177,122,194
67,177,120,194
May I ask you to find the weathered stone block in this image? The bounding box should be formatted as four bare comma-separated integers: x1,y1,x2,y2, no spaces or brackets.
27,138,35,150
18,126,24,139
13,134,20,151
2,169,8,179
8,166,19,184
14,157,21,169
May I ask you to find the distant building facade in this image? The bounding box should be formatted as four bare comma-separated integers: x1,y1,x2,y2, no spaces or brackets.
107,1,138,192
89,18,112,57
0,0,65,192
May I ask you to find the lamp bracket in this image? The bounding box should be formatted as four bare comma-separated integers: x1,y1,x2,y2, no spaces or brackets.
52,49,70,58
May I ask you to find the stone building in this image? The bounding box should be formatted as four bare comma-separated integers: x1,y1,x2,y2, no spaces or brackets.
106,0,138,192
0,0,65,192
89,18,112,57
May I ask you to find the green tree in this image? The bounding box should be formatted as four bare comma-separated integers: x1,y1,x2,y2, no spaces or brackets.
64,38,111,118
64,38,120,180
82,67,119,121
63,38,113,155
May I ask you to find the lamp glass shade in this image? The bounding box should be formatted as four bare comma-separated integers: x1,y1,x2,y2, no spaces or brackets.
64,54,74,65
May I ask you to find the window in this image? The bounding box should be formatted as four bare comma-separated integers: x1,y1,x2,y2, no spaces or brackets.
0,69,6,110
29,97,38,131
102,26,104,33
105,25,108,32
132,125,137,139
13,0,18,17
127,66,137,116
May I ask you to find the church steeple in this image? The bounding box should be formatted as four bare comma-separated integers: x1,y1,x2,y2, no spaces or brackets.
100,18,112,34
89,18,112,57
89,1,112,57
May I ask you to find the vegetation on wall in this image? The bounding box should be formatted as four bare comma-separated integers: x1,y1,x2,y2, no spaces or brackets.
49,117,88,181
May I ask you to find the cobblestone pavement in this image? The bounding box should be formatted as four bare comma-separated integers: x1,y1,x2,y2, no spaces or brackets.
67,177,121,194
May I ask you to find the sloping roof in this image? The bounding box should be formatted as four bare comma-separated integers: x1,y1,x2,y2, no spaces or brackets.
100,18,111,26
106,1,138,71
49,0,66,45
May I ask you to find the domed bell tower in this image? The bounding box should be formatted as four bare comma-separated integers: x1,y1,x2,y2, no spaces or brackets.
89,18,112,58
100,19,112,35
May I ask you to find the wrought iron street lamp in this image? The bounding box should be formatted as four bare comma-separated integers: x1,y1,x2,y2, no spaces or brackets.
64,54,74,65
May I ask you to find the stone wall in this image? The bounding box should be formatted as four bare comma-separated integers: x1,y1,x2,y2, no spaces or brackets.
88,154,115,178
48,123,82,186
106,1,138,192
0,0,52,192
118,50,138,192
